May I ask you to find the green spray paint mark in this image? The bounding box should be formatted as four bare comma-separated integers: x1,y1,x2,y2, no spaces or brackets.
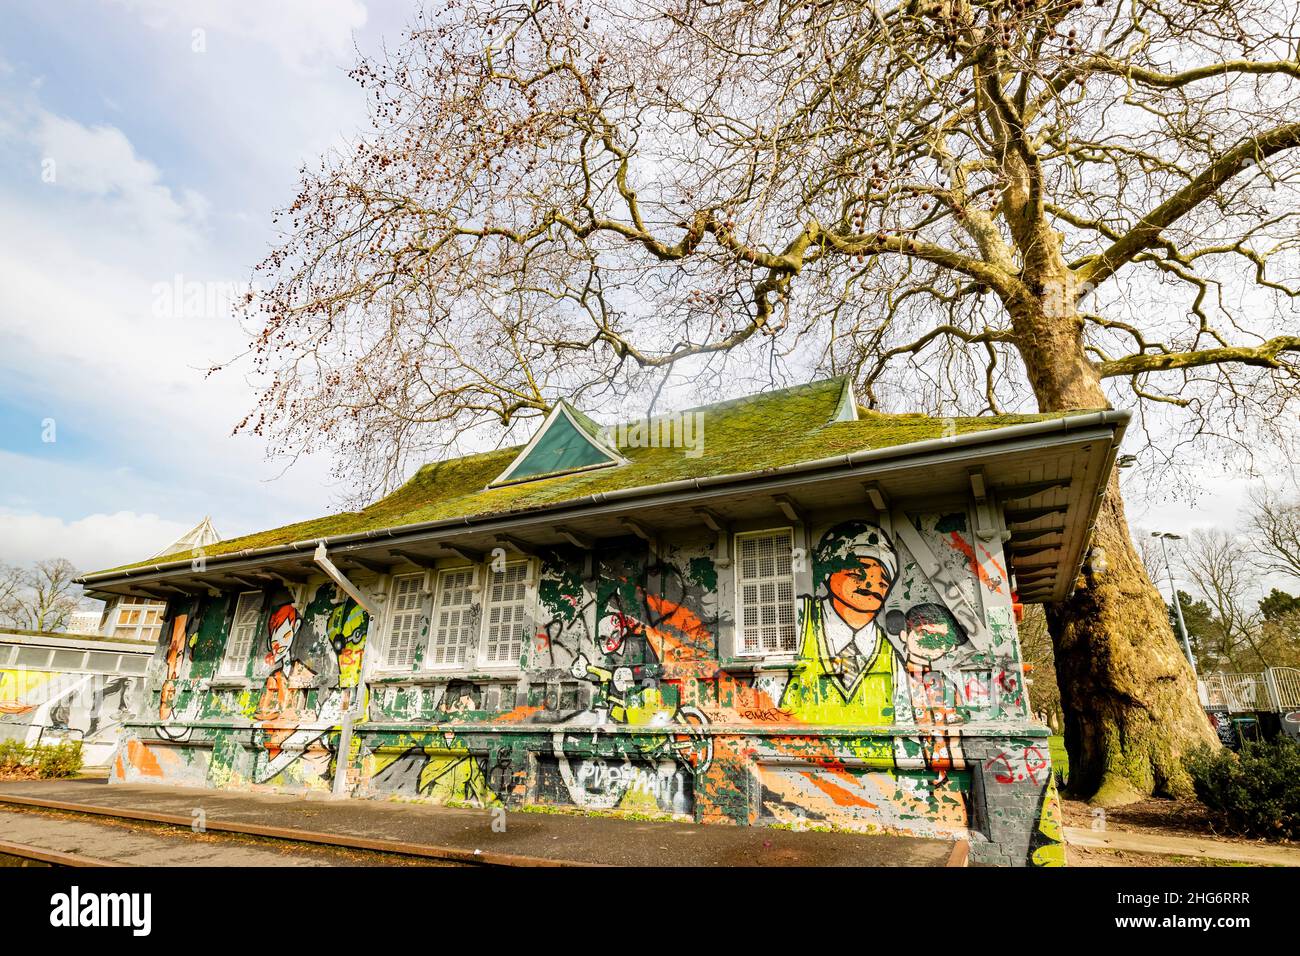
687,556,717,592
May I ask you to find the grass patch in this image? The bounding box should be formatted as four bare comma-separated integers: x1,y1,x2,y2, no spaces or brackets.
1049,735,1069,787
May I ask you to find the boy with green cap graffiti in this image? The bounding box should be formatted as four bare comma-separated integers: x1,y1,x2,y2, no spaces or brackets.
885,602,970,779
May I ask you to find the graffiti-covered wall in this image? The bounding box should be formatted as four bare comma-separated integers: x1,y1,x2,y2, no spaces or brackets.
113,507,1062,866
1,634,150,766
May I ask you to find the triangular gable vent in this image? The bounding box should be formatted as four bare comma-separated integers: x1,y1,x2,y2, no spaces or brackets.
832,378,860,423
490,400,625,487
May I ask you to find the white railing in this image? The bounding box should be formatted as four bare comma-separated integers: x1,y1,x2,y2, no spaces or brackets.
1201,668,1300,713
1201,673,1269,712
1265,667,1300,711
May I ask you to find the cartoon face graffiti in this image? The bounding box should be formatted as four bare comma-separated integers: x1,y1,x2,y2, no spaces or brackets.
825,555,894,628
328,600,368,688
264,602,299,669
246,588,372,785
886,603,969,666
253,599,309,763
806,522,899,692
815,521,897,640
601,611,640,654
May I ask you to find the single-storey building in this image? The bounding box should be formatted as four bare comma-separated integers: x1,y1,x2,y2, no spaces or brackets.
78,378,1126,865
1,629,152,766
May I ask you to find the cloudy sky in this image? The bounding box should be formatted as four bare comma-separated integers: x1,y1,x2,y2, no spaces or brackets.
0,1,1292,598
0,1,406,570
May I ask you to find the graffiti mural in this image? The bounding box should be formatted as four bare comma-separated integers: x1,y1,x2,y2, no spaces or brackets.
782,522,898,726
2,663,145,766
116,584,369,790
113,509,1059,866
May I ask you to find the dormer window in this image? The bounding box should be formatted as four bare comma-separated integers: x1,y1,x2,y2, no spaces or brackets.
490,399,624,487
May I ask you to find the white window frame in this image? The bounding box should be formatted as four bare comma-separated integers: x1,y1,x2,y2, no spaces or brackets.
379,571,428,671
220,590,263,677
475,558,534,670
426,565,478,670
733,527,798,657
110,598,166,642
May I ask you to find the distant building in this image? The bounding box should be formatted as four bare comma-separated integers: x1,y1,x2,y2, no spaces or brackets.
65,610,105,636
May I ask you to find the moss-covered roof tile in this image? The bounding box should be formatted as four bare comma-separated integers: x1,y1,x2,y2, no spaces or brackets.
95,378,1062,576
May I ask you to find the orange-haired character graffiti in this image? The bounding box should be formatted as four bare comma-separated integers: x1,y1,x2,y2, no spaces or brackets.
157,612,198,742
250,592,368,784
252,600,313,777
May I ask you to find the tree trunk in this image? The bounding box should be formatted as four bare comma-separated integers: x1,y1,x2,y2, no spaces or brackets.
1011,291,1219,806
1046,475,1217,804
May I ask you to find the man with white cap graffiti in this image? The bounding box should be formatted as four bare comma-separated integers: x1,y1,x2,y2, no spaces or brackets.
780,521,899,726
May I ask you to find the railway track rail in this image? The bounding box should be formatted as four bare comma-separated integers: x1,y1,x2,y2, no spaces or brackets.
0,837,116,867
0,792,578,867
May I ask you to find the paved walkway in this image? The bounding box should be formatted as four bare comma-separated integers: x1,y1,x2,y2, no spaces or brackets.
1064,826,1300,866
0,778,960,867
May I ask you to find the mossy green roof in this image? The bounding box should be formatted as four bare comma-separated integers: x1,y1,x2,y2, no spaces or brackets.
96,378,1063,576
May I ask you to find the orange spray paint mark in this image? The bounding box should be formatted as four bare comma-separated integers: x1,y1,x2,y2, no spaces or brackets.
125,740,163,779
801,770,878,809
947,532,1005,594
491,705,543,724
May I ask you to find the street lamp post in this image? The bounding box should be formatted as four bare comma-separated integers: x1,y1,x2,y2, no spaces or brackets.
1152,531,1197,677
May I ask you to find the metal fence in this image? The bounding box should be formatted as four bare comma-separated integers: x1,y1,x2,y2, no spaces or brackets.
1201,667,1300,713
0,721,85,747
1266,667,1300,710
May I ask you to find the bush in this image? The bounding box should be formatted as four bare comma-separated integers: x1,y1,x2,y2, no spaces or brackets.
0,739,84,778
0,739,27,772
1186,738,1300,840
35,741,84,778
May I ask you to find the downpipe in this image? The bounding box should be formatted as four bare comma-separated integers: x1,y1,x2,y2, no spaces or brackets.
313,542,379,799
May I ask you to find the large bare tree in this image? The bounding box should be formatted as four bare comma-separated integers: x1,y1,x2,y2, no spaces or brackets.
1247,487,1300,582
1,559,82,633
1179,529,1266,670
237,0,1300,802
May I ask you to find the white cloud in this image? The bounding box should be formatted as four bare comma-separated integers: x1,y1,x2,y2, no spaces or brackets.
0,508,190,572
106,0,369,73
0,30,349,557
33,111,208,248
